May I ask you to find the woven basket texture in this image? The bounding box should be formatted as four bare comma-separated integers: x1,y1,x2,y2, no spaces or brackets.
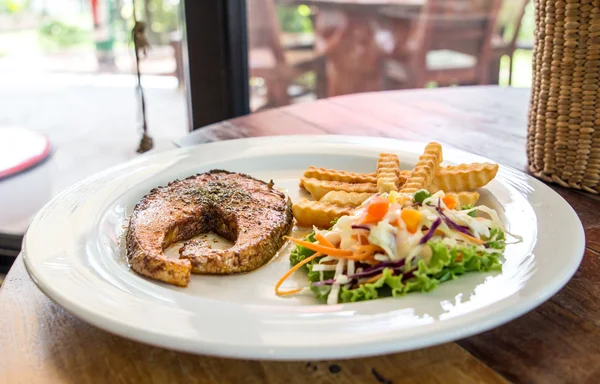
527,0,600,194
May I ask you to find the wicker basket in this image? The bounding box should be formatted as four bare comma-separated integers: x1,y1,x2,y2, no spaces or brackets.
527,0,600,194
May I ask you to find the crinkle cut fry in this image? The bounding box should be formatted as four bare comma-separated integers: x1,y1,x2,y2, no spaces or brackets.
376,153,401,193
300,166,377,188
300,167,410,189
292,198,354,228
301,177,378,200
400,142,443,195
301,166,496,193
445,191,480,207
319,191,374,207
399,170,410,186
429,163,499,192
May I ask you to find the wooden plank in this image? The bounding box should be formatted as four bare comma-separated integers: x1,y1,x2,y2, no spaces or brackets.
175,121,238,147
0,258,509,384
550,248,600,326
329,92,447,132
229,107,327,136
458,298,600,384
553,187,600,253
404,87,530,139
176,109,325,147
181,88,532,171
330,91,528,170
281,99,436,141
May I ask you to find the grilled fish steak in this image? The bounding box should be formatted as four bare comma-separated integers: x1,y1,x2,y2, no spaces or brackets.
126,170,293,287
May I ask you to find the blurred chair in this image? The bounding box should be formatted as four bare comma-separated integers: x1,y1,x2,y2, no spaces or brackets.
490,0,530,85
312,8,386,96
247,0,327,110
382,0,502,89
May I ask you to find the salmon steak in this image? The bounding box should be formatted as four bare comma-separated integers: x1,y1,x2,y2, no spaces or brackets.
126,170,294,287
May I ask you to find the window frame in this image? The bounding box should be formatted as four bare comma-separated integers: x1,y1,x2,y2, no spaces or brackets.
181,0,250,131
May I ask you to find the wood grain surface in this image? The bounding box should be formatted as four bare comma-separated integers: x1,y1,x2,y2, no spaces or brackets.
0,257,508,384
2,86,598,383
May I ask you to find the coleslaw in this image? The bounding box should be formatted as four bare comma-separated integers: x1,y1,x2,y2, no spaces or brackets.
276,190,513,304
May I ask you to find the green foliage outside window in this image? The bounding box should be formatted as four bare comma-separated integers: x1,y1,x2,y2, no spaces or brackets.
37,20,92,50
276,4,313,33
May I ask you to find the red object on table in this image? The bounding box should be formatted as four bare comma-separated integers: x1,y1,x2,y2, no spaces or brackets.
90,0,99,25
0,127,51,180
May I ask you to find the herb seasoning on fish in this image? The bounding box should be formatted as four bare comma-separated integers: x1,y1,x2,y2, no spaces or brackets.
126,170,293,287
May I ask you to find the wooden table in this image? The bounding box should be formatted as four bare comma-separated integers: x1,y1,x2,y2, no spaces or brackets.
286,0,423,96
2,86,599,383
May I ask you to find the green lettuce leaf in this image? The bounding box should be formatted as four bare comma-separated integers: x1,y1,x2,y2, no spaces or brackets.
289,218,338,266
334,240,502,303
486,228,506,250
289,231,316,266
339,268,405,303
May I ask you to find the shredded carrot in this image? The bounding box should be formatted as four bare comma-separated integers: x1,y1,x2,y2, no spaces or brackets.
354,244,384,254
315,232,336,248
363,273,384,284
352,233,369,245
457,232,485,245
352,244,385,261
275,252,322,296
285,236,353,257
277,288,302,296
359,234,369,244
348,255,375,261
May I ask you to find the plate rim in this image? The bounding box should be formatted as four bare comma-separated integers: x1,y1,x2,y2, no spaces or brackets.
22,134,586,360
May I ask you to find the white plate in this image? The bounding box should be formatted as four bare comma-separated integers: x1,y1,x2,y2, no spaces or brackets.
23,135,585,360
